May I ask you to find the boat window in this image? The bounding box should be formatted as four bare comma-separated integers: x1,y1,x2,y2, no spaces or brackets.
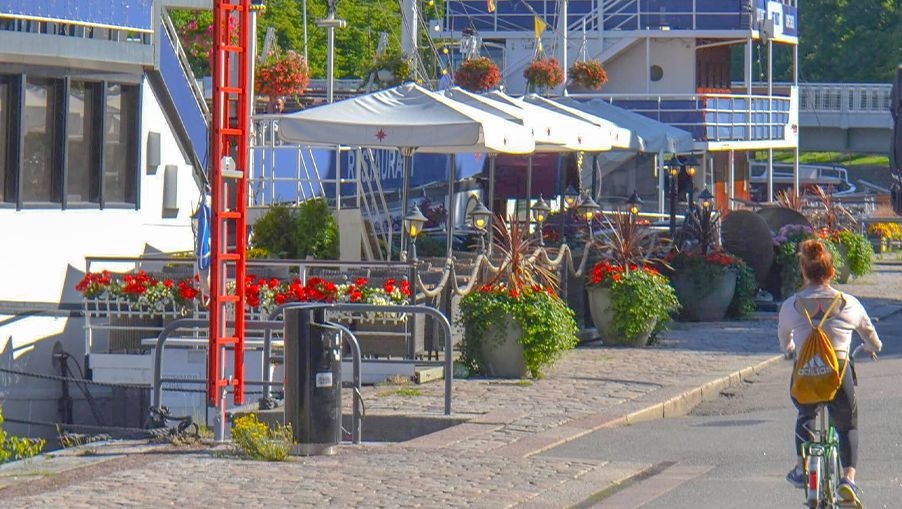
66,81,101,204
23,76,63,204
0,73,140,209
0,76,8,203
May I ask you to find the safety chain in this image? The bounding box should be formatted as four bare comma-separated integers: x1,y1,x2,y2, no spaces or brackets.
0,366,150,390
413,242,597,298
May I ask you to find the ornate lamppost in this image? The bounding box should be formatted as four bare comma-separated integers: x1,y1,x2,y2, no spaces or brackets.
698,187,714,212
468,198,492,254
403,204,428,262
683,156,699,209
532,196,550,247
627,190,643,218
561,184,580,244
577,194,600,241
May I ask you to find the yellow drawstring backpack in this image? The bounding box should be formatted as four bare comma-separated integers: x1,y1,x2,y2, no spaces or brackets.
791,293,846,404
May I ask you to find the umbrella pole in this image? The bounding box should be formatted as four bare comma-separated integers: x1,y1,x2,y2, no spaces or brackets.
526,155,533,232
446,154,456,257
400,147,414,259
487,153,496,256
657,151,665,214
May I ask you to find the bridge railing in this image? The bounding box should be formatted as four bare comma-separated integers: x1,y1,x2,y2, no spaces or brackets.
798,83,892,113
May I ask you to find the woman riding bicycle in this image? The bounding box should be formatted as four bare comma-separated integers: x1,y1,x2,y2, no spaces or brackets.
778,239,882,505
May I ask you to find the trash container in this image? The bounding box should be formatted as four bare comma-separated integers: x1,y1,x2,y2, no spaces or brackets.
284,308,342,455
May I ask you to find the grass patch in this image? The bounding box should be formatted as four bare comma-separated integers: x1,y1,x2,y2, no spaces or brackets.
379,387,425,397
759,151,889,167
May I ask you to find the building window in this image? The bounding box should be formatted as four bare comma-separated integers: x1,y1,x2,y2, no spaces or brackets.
67,81,101,204
23,77,62,204
102,83,138,206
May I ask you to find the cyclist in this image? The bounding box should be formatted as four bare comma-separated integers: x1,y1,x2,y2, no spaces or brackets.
778,239,882,505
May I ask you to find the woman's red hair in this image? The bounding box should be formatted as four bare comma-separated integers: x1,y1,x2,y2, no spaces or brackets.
798,238,835,284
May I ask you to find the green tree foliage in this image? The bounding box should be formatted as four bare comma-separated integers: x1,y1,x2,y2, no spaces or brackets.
171,0,447,81
799,0,902,82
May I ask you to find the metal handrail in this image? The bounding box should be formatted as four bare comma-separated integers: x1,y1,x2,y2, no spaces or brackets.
160,9,210,121
147,316,365,444
263,302,453,415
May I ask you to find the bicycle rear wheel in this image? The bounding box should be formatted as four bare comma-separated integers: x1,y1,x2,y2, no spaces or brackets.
806,455,823,508
826,443,842,506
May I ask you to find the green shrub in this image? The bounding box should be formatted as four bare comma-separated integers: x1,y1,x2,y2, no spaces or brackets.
295,198,338,260
251,204,297,258
230,414,294,461
251,200,338,260
1,405,45,464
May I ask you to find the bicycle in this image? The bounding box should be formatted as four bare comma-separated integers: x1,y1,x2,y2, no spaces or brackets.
801,344,873,509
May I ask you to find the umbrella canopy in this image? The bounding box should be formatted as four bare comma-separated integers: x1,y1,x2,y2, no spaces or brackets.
440,87,567,151
277,82,534,154
556,97,695,154
522,94,633,151
483,90,615,152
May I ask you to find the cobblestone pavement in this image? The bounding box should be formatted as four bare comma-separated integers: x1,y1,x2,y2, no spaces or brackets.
2,261,900,509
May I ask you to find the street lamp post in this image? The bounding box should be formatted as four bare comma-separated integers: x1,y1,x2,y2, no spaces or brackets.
684,156,699,210
316,2,347,104
532,196,550,247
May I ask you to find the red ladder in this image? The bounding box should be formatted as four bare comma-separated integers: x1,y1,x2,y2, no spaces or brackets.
208,0,250,406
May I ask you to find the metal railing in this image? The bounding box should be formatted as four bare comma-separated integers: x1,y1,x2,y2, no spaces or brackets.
0,1,153,39
567,90,793,143
798,83,893,114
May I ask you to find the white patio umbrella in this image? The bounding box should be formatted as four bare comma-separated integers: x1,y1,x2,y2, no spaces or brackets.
277,83,535,257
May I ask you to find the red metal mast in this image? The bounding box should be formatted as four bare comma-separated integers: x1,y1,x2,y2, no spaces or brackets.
208,0,250,406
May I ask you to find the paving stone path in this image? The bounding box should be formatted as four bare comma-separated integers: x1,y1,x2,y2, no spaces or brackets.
2,261,899,508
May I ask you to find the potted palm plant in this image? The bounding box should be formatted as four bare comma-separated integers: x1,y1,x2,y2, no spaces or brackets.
585,211,679,346
458,216,578,378
667,203,754,321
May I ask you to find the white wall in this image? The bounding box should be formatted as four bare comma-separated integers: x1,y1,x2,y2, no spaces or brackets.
0,77,204,437
603,38,697,95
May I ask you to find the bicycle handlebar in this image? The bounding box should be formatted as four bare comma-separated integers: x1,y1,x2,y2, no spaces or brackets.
851,344,878,360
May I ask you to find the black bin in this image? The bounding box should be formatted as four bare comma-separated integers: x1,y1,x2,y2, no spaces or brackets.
284,308,342,455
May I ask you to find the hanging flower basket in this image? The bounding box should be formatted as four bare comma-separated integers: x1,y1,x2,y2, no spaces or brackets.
454,57,501,92
368,51,414,88
523,57,565,91
255,50,310,100
568,60,608,90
